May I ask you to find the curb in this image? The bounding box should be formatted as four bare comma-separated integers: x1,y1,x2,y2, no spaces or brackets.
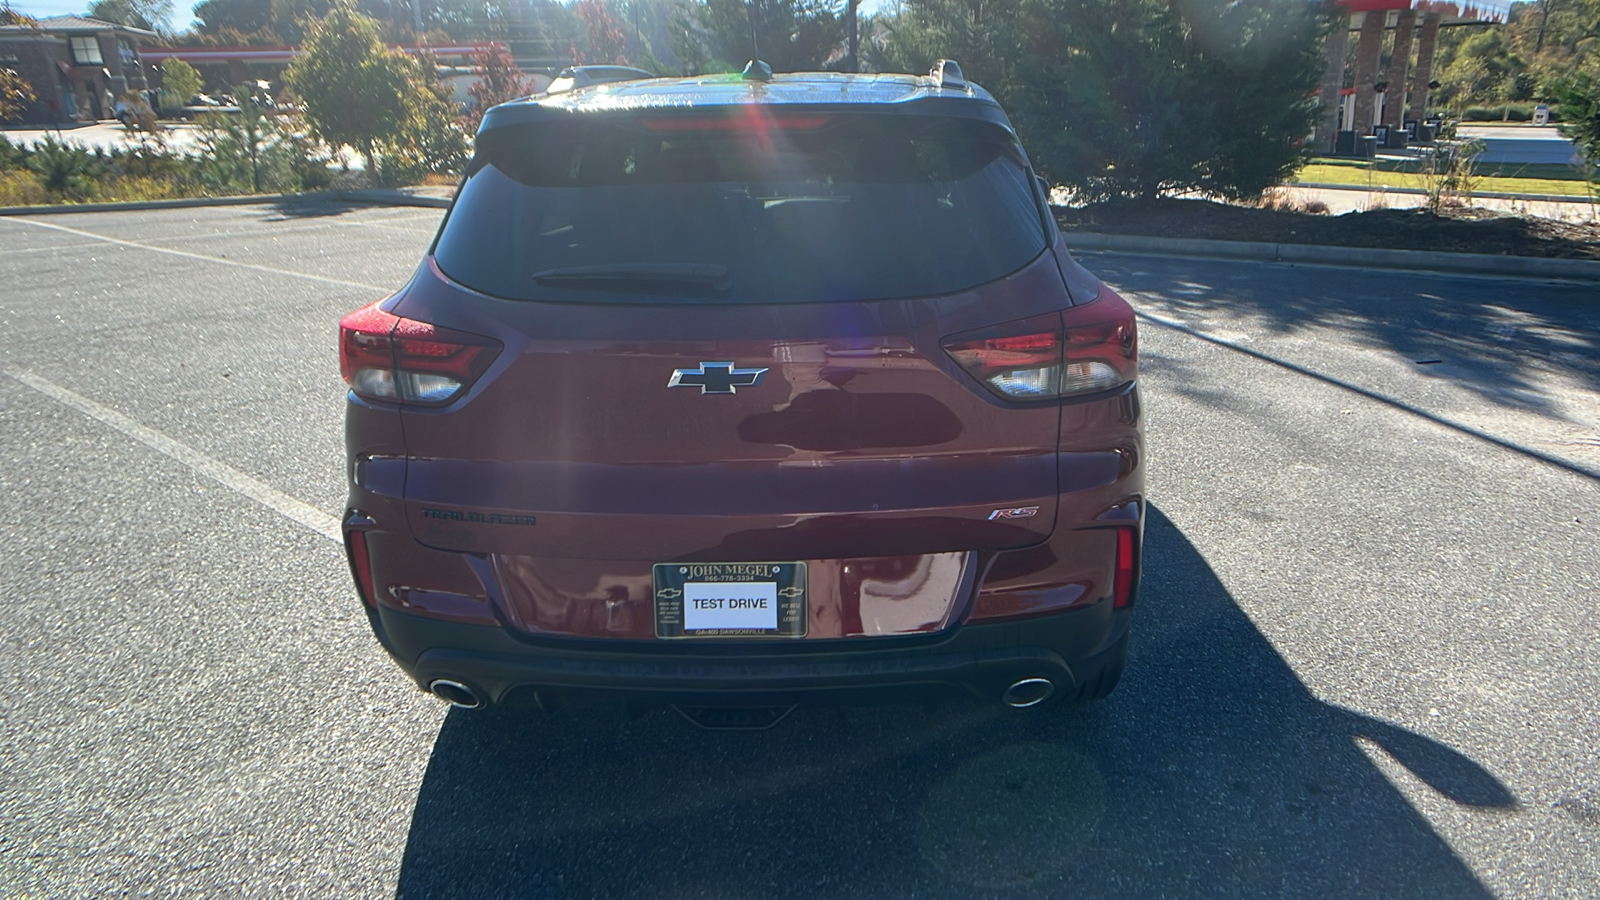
336,189,452,208
0,188,452,217
0,192,309,216
1289,182,1598,204
1062,232,1600,282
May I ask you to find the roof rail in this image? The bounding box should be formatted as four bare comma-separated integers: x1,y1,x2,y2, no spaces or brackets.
930,59,968,91
545,65,656,95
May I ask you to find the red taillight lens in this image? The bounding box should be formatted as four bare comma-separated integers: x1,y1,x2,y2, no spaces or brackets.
941,294,1136,401
941,313,1063,400
345,529,376,608
1113,526,1136,608
640,114,834,132
339,302,501,405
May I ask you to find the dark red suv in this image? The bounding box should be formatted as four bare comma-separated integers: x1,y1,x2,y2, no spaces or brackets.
339,61,1143,724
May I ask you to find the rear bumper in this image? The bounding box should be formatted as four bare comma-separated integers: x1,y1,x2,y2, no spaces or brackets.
367,600,1131,708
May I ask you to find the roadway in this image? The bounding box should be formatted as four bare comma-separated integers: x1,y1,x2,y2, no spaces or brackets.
1,201,1596,898
1456,124,1584,166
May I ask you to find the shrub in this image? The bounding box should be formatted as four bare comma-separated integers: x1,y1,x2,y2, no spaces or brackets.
192,100,301,194
1462,104,1533,122
0,133,28,170
98,175,190,202
26,137,103,200
0,169,49,206
160,58,203,106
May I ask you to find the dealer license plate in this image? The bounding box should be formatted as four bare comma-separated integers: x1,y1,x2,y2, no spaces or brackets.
653,562,807,638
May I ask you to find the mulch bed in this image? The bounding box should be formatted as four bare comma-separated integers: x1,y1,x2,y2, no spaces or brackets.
1054,199,1600,260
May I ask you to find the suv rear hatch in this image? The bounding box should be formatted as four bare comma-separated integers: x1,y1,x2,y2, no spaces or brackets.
390,103,1075,637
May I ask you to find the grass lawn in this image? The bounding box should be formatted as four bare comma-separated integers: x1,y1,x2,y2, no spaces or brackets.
1292,157,1599,198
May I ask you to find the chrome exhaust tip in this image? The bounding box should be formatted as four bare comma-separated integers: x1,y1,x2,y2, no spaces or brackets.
1002,677,1055,709
428,679,483,709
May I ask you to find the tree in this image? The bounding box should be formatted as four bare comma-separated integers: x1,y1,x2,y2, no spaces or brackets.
283,3,414,173
1437,28,1526,109
0,66,35,123
889,0,1325,202
681,0,846,72
191,0,273,34
574,0,630,64
375,51,469,183
428,0,512,42
159,57,202,104
195,88,300,192
87,0,173,32
1551,70,1600,166
463,43,531,133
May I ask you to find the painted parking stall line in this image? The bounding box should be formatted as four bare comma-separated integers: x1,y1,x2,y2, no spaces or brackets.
4,367,341,543
3,217,390,292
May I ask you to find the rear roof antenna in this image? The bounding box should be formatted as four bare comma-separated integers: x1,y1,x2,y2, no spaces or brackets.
931,59,967,90
742,59,773,82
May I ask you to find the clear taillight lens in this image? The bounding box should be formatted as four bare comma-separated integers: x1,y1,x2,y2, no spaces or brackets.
942,298,1136,401
339,302,501,405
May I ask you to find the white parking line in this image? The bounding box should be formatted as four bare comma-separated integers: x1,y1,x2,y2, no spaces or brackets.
3,218,389,292
118,209,442,247
3,367,342,543
0,241,106,256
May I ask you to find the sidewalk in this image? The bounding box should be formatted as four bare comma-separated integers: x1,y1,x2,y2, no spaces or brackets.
1,121,208,154
1277,183,1598,222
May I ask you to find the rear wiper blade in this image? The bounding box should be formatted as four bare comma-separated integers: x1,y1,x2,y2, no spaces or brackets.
531,263,731,292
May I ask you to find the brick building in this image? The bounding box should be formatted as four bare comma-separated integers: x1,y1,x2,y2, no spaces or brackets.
0,15,157,124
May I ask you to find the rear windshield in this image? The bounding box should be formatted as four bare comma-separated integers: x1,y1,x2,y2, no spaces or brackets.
432,113,1049,304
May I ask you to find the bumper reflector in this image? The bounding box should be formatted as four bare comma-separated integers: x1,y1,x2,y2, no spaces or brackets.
1113,526,1135,608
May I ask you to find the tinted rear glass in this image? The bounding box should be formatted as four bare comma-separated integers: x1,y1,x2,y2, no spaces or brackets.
432,113,1048,304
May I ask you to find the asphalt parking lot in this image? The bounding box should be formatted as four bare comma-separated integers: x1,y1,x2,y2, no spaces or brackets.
1,201,1596,898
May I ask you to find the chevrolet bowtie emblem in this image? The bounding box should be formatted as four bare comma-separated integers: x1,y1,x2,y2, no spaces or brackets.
668,361,768,394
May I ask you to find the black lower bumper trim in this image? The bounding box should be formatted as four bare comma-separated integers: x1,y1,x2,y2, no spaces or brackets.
369,602,1128,709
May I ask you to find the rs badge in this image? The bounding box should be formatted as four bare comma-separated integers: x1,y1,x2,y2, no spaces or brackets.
988,506,1040,521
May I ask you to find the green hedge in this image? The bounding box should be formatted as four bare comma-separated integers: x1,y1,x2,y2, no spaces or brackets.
1460,104,1563,122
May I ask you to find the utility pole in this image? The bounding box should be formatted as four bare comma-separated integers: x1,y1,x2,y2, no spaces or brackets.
747,0,759,59
846,0,859,72
632,0,641,63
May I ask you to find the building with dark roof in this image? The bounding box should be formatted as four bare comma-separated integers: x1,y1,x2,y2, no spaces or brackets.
0,15,157,123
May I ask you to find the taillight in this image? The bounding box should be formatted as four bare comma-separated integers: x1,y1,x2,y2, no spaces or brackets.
1113,526,1136,608
339,302,501,405
640,113,833,132
942,298,1136,401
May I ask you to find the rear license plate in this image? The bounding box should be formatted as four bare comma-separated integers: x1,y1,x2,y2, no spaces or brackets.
654,562,807,638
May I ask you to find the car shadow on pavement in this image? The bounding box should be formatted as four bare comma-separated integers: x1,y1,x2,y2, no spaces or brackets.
393,505,1513,899
264,196,369,219
1089,255,1600,417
